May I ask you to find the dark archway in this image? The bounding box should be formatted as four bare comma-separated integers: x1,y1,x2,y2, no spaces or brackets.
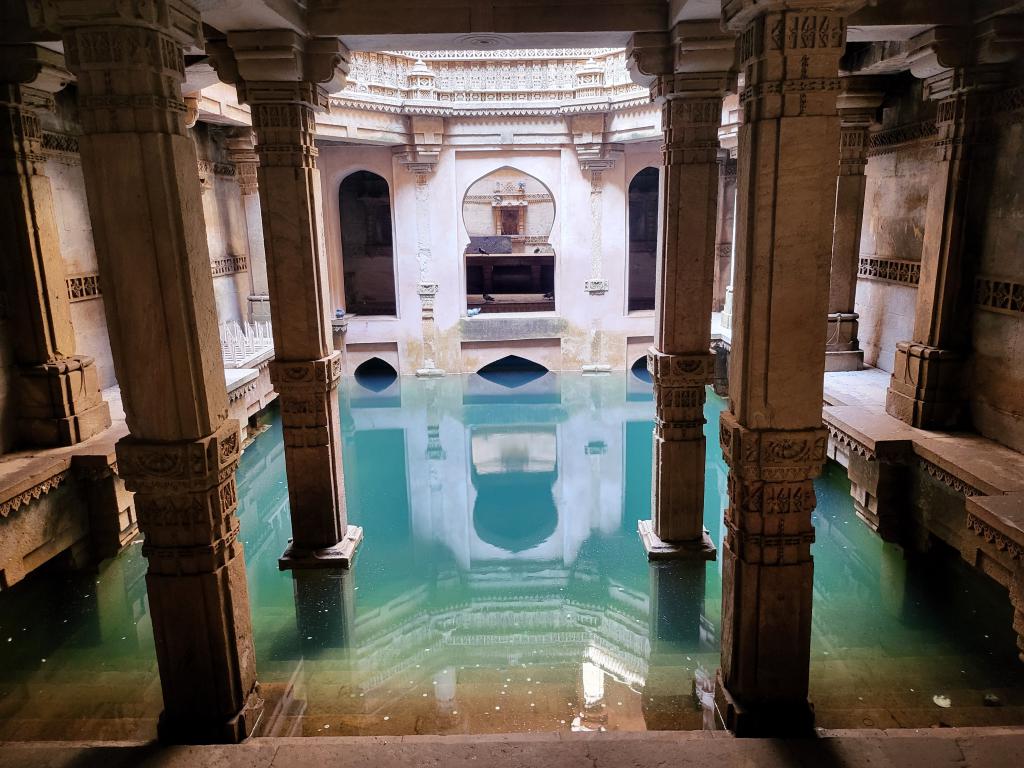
630,356,652,383
340,171,396,316
477,355,549,388
628,167,659,312
354,357,398,392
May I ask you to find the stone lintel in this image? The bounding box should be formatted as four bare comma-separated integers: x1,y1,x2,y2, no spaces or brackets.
638,518,716,561
47,0,203,47
279,524,364,570
723,0,863,31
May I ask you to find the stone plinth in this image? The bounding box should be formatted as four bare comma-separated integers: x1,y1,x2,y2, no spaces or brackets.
886,342,963,429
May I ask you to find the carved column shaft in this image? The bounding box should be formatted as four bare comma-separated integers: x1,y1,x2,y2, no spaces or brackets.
629,23,731,558
719,4,853,736
226,130,270,323
214,30,362,566
713,155,737,313
886,70,993,428
0,44,110,446
57,1,260,742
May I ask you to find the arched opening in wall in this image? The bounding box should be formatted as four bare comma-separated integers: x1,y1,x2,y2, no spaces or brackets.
354,357,398,392
463,167,555,314
340,171,396,316
630,356,652,383
477,355,549,388
627,167,659,312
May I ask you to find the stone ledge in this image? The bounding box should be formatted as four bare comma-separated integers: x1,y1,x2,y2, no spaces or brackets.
967,492,1024,560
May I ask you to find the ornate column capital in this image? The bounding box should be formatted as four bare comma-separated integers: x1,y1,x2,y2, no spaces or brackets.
629,22,735,99
723,0,865,32
40,0,202,46
0,45,73,172
225,129,259,195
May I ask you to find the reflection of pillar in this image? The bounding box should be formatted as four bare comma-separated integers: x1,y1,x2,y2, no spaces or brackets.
226,130,270,323
644,560,707,730
0,45,111,447
826,82,883,372
58,4,261,742
717,2,855,737
292,570,356,650
212,31,362,568
627,24,732,560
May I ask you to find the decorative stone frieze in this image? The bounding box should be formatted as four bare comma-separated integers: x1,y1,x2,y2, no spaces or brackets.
858,256,921,285
210,255,248,277
867,120,938,156
967,512,1024,560
66,272,102,302
919,457,984,498
0,469,69,518
975,276,1024,316
40,129,80,163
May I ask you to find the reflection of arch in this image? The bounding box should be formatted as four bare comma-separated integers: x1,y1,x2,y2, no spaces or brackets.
463,167,556,313
630,356,652,383
340,171,396,316
628,167,659,312
477,355,549,387
354,357,398,391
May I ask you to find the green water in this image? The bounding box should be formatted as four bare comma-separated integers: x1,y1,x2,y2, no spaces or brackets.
1,372,1022,740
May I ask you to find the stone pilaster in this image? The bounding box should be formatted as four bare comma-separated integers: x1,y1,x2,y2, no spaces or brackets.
712,154,737,313
885,41,1005,428
397,119,446,378
54,0,261,742
719,1,856,736
225,130,271,323
211,30,361,568
627,23,733,560
826,81,883,371
0,44,111,447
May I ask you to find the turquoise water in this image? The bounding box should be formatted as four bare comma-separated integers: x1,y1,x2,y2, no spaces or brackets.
1,372,1022,739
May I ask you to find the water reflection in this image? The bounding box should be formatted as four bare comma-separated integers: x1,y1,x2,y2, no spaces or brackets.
2,373,1024,741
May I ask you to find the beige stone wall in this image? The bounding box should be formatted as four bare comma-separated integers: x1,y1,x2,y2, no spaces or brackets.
970,105,1024,452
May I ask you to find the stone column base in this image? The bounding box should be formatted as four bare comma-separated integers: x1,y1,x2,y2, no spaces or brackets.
157,686,264,744
714,670,815,737
824,313,863,371
279,524,363,571
16,356,111,447
885,342,964,429
638,519,716,561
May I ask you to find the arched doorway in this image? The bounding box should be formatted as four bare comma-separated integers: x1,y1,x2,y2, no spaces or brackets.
340,171,396,315
627,167,659,312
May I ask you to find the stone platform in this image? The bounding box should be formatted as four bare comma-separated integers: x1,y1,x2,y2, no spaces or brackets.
2,728,1024,767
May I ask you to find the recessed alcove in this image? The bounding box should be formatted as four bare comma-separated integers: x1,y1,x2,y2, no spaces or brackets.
354,356,399,392
476,354,549,387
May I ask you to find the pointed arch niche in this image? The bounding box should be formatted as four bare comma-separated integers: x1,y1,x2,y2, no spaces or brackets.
463,167,555,313
627,166,659,312
340,171,397,316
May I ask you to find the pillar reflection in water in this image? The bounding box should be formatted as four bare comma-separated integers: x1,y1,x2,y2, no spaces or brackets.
292,570,356,651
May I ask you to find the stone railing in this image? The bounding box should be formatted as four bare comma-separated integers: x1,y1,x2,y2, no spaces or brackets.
858,256,921,286
220,320,274,368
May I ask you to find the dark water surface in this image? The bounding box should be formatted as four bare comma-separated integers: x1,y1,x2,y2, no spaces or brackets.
1,372,1022,739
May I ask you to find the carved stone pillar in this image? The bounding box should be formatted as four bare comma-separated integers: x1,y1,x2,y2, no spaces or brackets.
397,118,445,378
53,0,261,742
886,50,1003,428
226,130,270,323
627,23,733,560
718,2,856,736
211,30,362,568
825,81,883,372
0,44,111,447
712,154,737,313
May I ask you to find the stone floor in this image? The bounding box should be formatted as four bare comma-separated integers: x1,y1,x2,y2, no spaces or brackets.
1,729,1023,767
823,367,891,408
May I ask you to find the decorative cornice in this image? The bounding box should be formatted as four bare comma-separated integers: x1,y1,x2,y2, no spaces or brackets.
975,276,1024,316
825,422,875,461
919,458,984,498
867,120,938,156
211,255,248,277
858,256,921,286
1,470,69,518
967,511,1024,561
66,272,101,302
